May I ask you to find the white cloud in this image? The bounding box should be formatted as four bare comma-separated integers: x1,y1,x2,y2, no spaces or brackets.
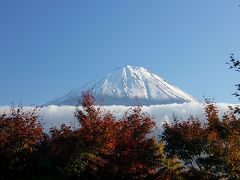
0,103,238,133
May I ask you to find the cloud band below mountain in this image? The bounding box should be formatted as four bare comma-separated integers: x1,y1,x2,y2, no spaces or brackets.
0,102,238,132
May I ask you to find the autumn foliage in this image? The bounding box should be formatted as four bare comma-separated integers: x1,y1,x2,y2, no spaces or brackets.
65,93,162,179
1,89,240,179
0,106,44,179
1,94,179,179
162,100,240,179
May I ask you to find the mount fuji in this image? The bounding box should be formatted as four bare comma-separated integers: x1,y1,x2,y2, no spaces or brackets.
45,65,198,106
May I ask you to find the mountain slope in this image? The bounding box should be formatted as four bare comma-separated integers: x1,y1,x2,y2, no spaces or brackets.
45,65,198,106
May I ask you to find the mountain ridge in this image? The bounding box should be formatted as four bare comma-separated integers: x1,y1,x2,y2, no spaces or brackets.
45,65,198,106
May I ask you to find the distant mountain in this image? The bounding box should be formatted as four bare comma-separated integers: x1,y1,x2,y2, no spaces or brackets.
45,65,198,106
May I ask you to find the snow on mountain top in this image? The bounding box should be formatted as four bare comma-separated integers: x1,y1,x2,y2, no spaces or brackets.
45,65,199,106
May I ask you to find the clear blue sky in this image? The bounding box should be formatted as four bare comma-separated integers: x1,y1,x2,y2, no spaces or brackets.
1,0,240,105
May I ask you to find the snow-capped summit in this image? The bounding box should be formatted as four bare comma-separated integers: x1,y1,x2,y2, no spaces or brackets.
45,65,198,106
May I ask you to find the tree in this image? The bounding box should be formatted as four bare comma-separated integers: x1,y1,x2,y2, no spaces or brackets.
111,107,159,179
204,100,240,179
64,93,169,179
154,141,183,180
227,54,240,113
162,100,240,179
66,93,118,179
0,105,44,179
162,116,206,170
